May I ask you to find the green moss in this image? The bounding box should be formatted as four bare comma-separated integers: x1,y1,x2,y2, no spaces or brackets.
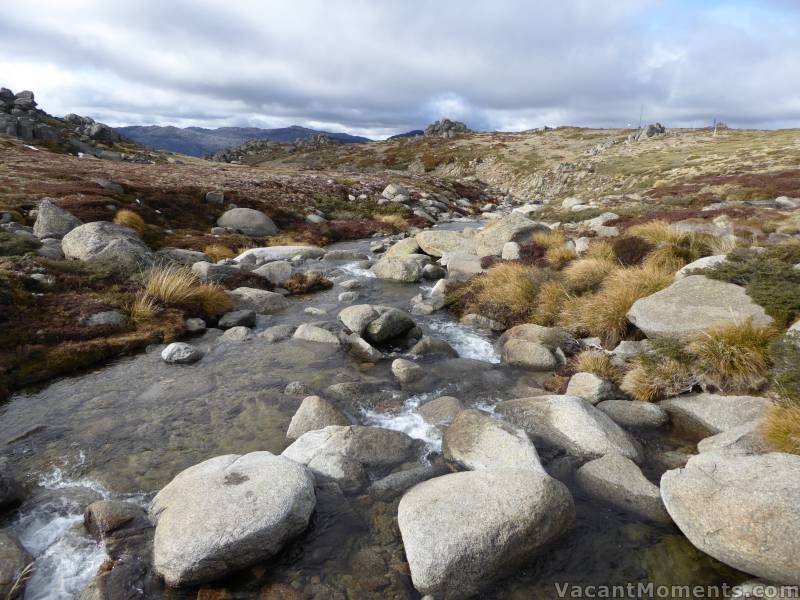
701,248,800,327
0,231,40,256
769,335,800,407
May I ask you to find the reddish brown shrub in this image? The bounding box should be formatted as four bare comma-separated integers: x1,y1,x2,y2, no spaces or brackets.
612,236,654,266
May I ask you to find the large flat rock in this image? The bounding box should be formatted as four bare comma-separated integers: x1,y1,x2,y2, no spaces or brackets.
415,230,475,257
658,393,770,439
496,395,643,462
443,409,544,473
149,452,315,587
627,275,773,338
661,452,800,584
473,213,549,257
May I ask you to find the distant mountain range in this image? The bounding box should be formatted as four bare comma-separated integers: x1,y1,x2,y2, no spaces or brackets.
388,130,424,140
115,124,371,156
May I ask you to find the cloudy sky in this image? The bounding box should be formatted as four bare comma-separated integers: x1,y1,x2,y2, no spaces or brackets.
1,0,798,138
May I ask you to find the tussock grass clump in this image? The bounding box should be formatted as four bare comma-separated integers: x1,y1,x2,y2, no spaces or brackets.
571,349,623,384
584,240,616,261
545,245,577,269
203,244,237,262
761,405,800,454
474,263,543,323
144,263,232,316
121,292,158,323
641,244,691,272
113,209,146,235
621,338,698,402
375,214,409,231
532,229,567,250
626,220,682,246
532,280,571,325
688,320,776,393
628,219,730,271
562,264,674,347
561,257,618,294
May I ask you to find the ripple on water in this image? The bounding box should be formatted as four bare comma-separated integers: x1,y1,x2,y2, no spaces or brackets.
9,452,146,599
362,391,445,454
334,260,376,279
426,318,500,364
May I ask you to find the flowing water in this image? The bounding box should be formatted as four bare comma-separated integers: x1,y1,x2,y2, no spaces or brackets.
0,222,744,599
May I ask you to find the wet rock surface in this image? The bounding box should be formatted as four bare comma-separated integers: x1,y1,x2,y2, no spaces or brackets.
149,452,316,586
398,469,575,599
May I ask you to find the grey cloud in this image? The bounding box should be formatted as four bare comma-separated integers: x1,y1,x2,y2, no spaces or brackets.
0,0,797,136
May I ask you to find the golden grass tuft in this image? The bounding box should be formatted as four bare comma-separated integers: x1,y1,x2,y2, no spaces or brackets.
113,209,146,235
571,349,623,384
687,320,776,393
474,262,541,318
375,214,409,230
584,240,616,261
532,280,571,325
203,244,237,262
121,292,158,323
621,357,697,402
532,229,567,250
144,263,232,316
561,264,674,347
562,257,618,293
626,220,680,245
641,244,690,272
761,405,800,454
545,245,578,269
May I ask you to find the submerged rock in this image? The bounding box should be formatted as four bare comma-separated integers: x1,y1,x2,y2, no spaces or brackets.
0,530,32,599
398,469,575,599
217,309,256,329
259,324,295,342
149,452,315,587
661,452,800,583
